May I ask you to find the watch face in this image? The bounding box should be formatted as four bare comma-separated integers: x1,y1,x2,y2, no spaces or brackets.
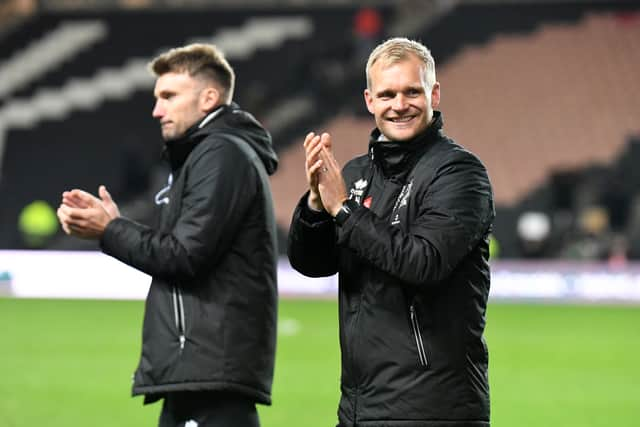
345,199,359,212
335,199,360,226
335,202,352,226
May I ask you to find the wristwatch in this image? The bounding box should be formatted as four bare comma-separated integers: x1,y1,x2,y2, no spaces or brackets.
334,199,359,226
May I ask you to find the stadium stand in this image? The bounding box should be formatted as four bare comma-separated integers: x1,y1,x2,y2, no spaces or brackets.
274,11,640,212
0,0,638,260
273,2,640,259
0,5,375,249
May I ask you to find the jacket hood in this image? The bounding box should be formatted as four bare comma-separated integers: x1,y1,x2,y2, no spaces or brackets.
164,103,278,175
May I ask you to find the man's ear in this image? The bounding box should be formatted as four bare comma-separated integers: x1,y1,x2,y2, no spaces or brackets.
431,82,441,108
201,86,221,112
364,89,375,115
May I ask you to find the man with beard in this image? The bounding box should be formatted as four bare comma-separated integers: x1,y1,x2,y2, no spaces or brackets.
58,43,278,427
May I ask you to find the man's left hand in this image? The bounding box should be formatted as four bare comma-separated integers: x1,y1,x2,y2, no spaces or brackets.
57,186,120,239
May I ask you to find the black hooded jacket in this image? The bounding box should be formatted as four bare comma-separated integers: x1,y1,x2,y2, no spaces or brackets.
288,112,494,426
100,103,278,404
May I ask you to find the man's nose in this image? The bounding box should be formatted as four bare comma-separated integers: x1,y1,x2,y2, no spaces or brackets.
392,94,408,111
152,101,164,118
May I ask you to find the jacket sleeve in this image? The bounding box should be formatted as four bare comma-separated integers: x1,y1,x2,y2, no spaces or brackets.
100,140,256,281
287,193,338,277
337,151,494,287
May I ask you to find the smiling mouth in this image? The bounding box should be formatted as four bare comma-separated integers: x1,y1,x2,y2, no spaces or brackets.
388,116,415,123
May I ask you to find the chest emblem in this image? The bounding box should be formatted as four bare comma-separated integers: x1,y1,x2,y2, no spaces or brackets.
154,173,173,206
391,180,413,225
349,179,368,204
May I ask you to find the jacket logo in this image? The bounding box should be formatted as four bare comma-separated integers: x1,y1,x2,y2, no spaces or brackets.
349,179,368,203
391,180,413,225
154,173,173,205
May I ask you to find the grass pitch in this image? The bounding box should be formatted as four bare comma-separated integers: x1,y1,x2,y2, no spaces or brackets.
0,298,638,426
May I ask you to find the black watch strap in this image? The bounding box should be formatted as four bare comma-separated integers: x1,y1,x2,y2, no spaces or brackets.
334,199,359,226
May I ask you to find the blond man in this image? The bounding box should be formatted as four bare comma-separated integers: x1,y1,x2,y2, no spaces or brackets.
289,38,494,426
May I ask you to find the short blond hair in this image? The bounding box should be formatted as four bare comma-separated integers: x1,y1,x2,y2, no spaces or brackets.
365,37,436,90
149,43,235,104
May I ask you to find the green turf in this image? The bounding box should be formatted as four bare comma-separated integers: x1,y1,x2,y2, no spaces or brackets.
488,304,640,427
0,298,638,426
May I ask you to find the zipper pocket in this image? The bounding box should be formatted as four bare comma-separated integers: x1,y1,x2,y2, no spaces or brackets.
409,303,429,368
172,285,186,351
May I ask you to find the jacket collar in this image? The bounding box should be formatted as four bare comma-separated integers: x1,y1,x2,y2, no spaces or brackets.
162,105,227,171
369,111,444,180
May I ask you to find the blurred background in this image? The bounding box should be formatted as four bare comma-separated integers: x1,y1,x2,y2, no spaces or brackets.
0,0,639,426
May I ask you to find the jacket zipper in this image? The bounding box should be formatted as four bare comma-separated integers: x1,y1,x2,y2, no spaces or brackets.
409,303,428,368
172,285,186,351
349,274,368,426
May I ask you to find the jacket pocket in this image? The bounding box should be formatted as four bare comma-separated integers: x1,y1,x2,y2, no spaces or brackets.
409,303,429,368
172,285,186,352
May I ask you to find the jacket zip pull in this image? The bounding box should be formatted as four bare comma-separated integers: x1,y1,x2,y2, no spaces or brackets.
178,289,186,350
410,304,429,367
172,285,186,351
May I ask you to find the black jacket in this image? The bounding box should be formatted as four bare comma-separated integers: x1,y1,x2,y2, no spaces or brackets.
288,112,494,426
101,103,278,405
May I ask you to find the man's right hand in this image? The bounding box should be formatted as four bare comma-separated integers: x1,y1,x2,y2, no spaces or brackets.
304,132,332,211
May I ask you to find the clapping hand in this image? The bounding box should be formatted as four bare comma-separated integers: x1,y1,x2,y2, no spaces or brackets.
57,185,120,239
